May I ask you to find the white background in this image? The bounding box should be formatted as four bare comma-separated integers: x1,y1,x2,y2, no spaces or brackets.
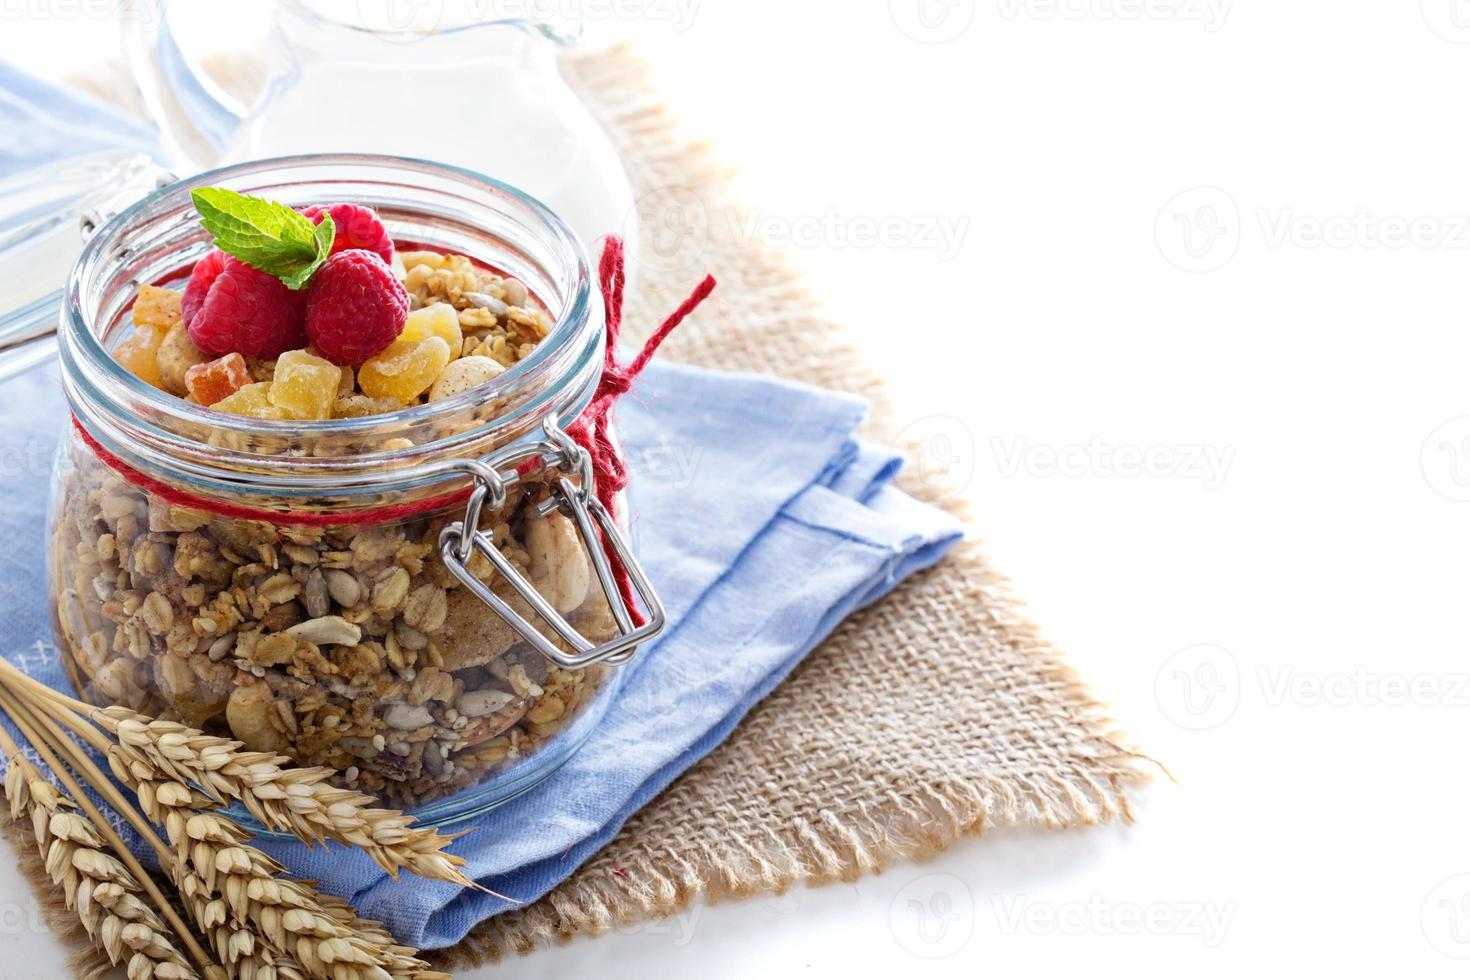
3,1,1470,977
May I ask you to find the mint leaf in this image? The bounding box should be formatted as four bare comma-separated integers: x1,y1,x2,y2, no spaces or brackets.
191,187,335,290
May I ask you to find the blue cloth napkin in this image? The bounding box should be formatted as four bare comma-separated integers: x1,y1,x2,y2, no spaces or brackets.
0,63,965,949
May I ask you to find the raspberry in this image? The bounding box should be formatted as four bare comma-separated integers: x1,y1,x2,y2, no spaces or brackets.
183,250,307,358
304,249,409,365
180,248,227,329
302,203,394,264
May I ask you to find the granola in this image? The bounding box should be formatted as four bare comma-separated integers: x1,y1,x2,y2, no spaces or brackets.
51,458,616,809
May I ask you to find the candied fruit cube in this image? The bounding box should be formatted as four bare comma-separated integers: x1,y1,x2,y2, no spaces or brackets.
358,336,452,404
158,322,209,396
398,302,463,352
133,285,183,334
114,328,165,388
185,353,251,406
268,349,342,420
211,382,287,418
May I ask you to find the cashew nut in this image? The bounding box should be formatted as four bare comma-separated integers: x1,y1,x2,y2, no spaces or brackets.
525,509,590,614
384,703,434,731
428,355,504,402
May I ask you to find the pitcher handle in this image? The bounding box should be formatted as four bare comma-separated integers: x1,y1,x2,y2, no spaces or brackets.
119,0,246,172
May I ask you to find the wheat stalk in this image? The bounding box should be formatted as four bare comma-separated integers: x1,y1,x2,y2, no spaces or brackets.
0,711,212,980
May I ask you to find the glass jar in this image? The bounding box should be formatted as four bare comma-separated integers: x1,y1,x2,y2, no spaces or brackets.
42,154,664,827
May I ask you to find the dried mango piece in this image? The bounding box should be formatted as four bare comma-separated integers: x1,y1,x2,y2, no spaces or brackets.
358,336,452,404
133,285,183,334
114,328,165,389
211,381,287,418
268,349,342,420
185,353,251,407
398,302,463,353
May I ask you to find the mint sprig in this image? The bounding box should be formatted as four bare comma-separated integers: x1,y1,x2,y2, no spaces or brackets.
191,187,335,290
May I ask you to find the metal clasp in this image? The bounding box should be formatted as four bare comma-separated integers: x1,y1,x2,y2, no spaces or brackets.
437,419,667,670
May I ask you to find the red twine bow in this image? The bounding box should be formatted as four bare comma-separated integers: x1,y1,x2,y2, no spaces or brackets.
564,236,717,625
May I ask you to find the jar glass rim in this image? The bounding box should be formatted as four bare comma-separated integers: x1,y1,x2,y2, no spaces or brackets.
60,153,602,499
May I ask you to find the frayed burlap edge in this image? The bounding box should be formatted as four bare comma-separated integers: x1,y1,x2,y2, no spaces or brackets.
19,43,1155,976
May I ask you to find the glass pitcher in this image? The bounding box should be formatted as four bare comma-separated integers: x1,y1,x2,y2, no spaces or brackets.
119,0,636,252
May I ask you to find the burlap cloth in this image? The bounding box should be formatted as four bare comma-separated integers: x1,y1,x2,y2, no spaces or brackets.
20,44,1152,974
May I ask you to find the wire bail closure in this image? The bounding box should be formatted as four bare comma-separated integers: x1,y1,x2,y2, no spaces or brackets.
437,418,666,670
